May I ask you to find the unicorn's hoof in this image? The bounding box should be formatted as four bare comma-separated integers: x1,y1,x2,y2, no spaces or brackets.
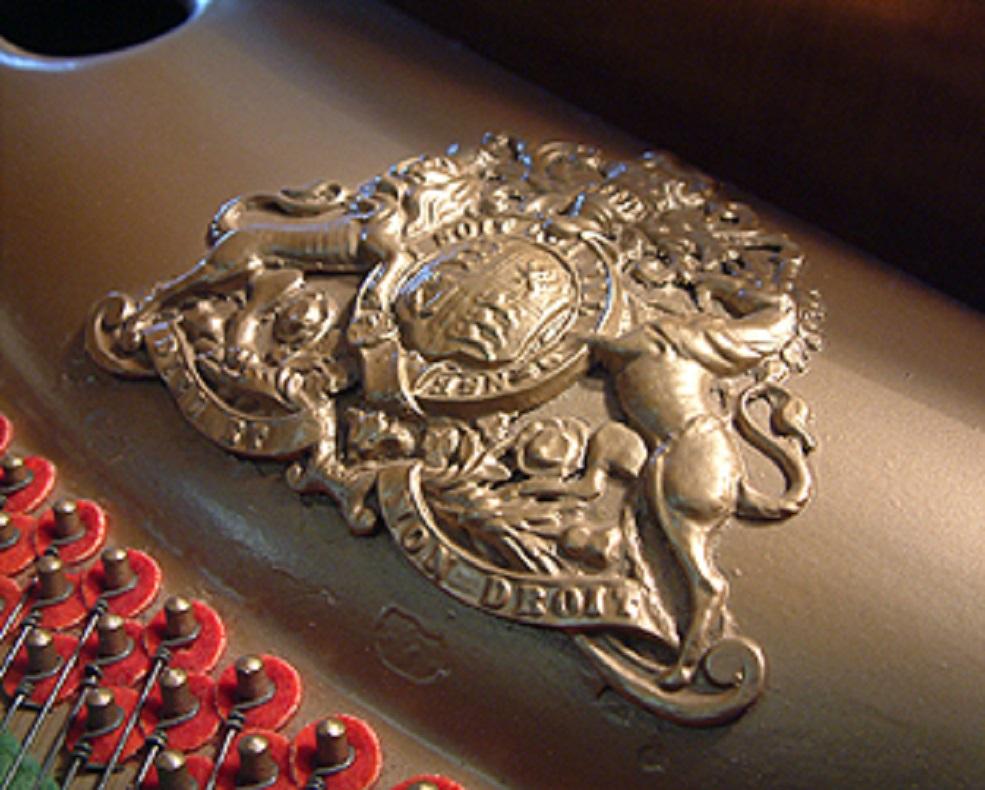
659,663,695,691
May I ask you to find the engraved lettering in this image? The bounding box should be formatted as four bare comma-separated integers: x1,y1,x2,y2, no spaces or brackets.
400,524,429,554
433,227,455,247
515,584,548,618
421,541,456,582
173,370,193,396
585,586,605,618
185,393,207,418
246,423,270,451
551,586,585,619
480,576,512,610
484,369,510,392
456,219,479,239
457,376,480,396
225,418,245,447
612,587,638,618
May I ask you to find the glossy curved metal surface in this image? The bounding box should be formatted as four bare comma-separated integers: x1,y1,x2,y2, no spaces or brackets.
2,1,984,787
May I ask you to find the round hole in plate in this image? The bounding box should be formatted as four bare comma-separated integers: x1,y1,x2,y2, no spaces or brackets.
0,0,193,57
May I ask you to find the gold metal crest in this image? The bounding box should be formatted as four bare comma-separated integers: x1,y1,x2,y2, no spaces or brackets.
86,135,823,726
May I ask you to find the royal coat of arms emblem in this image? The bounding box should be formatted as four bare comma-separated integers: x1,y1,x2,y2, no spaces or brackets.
86,134,823,726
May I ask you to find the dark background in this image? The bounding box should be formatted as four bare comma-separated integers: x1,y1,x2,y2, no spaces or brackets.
390,0,985,311
0,0,190,55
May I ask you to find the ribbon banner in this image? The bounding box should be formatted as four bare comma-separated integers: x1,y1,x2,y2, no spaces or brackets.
378,464,672,641
145,322,325,459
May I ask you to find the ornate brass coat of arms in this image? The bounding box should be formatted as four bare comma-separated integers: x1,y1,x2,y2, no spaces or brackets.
86,135,823,726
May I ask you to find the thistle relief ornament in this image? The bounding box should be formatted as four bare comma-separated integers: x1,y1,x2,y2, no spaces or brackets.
86,134,823,726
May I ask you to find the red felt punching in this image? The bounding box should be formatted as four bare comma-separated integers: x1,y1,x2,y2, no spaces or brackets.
0,415,12,456
82,549,162,617
0,576,22,625
144,600,227,674
140,673,221,752
0,513,36,576
141,755,214,790
26,572,88,630
216,730,293,790
290,715,382,790
67,686,143,765
391,777,465,790
3,632,82,704
215,655,302,731
35,500,108,565
2,456,56,515
80,620,150,687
